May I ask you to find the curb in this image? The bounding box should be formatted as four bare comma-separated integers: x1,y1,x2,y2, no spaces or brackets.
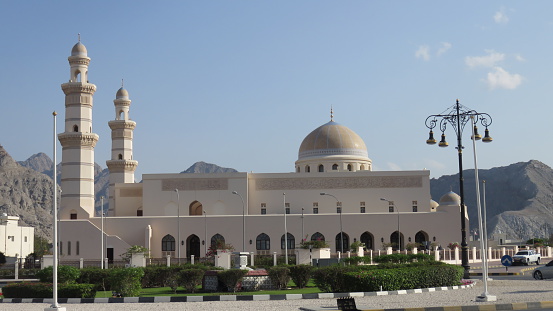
299,301,553,311
0,282,475,304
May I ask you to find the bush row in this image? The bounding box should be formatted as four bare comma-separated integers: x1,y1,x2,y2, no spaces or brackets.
2,282,96,298
313,262,463,292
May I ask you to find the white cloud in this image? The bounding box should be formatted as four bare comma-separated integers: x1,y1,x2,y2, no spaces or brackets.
515,54,526,62
465,50,505,68
415,45,430,61
486,67,522,90
437,42,452,56
494,8,509,24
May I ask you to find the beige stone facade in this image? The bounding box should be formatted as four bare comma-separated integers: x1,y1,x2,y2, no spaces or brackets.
57,42,465,262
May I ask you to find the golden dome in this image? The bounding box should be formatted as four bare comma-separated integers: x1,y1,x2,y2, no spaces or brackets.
298,121,368,160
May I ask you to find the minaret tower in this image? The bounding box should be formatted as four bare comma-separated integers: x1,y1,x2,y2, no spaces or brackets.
106,83,138,215
58,39,99,219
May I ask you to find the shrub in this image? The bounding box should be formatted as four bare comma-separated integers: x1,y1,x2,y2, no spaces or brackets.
313,265,356,293
178,269,205,293
109,267,145,297
289,265,313,289
218,269,248,293
36,265,80,284
2,282,96,298
342,264,464,292
267,266,291,290
373,253,433,264
77,267,112,291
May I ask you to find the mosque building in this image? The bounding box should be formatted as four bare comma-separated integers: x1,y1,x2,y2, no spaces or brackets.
58,40,464,262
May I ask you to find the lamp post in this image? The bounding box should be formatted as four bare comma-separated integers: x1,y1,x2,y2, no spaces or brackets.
301,208,305,241
380,198,400,251
100,196,104,269
175,189,180,264
47,111,65,310
283,193,288,264
232,191,246,252
425,99,492,278
203,210,207,257
320,193,343,254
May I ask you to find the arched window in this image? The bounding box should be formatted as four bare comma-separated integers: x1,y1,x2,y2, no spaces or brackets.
311,232,325,242
318,164,324,172
68,241,72,255
73,125,79,132
415,231,429,246
335,232,349,253
305,165,310,173
332,164,338,170
347,164,352,171
189,201,203,216
76,241,80,255
118,154,123,160
256,233,270,250
211,234,225,249
360,165,365,170
390,231,404,251
360,231,374,250
281,233,295,249
162,234,175,252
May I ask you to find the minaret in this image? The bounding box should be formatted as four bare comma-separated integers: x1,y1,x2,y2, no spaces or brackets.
58,39,99,219
106,84,138,215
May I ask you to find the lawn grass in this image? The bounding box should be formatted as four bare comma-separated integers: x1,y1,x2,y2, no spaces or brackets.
95,279,321,298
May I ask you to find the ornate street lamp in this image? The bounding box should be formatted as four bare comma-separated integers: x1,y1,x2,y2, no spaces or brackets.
425,99,492,278
320,192,343,254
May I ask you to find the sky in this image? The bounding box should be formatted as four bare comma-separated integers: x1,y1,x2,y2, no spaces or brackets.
0,1,551,179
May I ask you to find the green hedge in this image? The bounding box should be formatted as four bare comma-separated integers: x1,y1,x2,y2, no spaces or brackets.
2,282,96,298
77,267,112,291
267,266,291,290
109,267,145,297
342,264,463,292
36,265,80,284
289,264,314,289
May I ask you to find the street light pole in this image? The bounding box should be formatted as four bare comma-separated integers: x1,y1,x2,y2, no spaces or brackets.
283,193,288,264
380,198,400,251
101,196,104,269
204,210,207,257
301,208,304,241
232,191,246,252
425,99,493,278
320,193,343,254
175,189,180,264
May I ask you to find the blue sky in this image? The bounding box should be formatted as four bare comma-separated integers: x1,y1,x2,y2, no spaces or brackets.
0,1,551,179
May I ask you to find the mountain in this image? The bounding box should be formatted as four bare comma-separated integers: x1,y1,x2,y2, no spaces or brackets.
180,161,238,174
430,160,553,241
0,145,57,241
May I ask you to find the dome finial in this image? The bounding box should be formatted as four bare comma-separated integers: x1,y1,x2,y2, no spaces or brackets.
330,106,334,121
121,78,124,88
78,33,81,42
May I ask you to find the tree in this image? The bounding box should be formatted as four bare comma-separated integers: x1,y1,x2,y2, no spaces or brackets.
34,235,51,258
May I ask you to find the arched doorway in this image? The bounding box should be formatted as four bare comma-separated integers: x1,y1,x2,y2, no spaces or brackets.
390,231,404,251
186,234,201,258
360,231,374,250
189,201,203,215
335,232,349,253
415,230,429,249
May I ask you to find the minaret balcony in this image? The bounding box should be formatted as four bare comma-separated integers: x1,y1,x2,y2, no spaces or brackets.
108,120,136,130
61,82,96,95
58,132,99,147
106,159,138,172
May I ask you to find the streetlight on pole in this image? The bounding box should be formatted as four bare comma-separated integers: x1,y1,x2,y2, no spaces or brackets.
175,189,180,264
100,196,104,269
320,193,343,254
425,99,493,278
381,198,400,251
203,210,207,257
301,208,304,241
283,193,288,264
232,191,246,252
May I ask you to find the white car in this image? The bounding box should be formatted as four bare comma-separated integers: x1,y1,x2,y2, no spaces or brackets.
533,260,553,280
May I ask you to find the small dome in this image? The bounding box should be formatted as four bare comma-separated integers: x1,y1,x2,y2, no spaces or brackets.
439,191,461,206
116,87,129,99
430,199,439,209
298,121,368,160
71,42,88,57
